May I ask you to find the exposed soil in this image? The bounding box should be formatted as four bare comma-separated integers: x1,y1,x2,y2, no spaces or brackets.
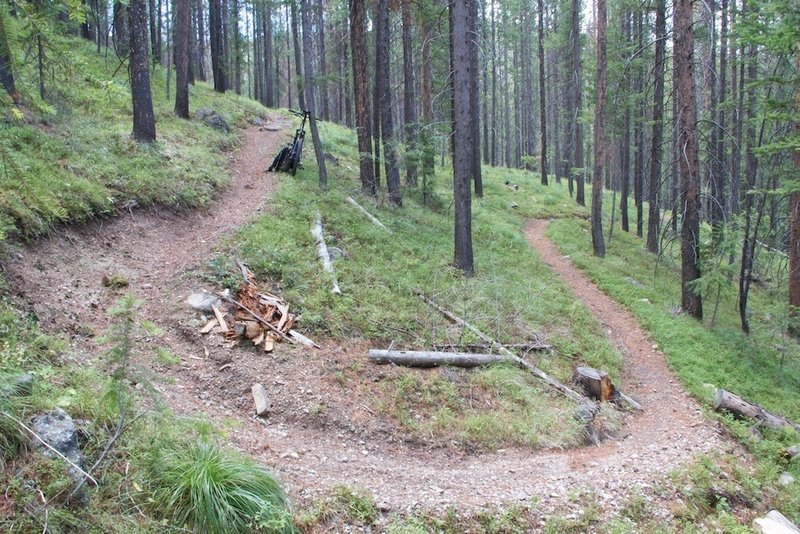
3,123,746,526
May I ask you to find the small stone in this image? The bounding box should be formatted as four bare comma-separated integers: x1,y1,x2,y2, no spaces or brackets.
624,276,645,288
778,472,795,486
786,445,799,457
30,408,88,506
639,298,651,304
186,292,221,313
141,283,153,290
251,383,271,416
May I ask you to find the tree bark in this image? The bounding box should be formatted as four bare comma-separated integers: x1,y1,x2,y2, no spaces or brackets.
675,0,702,318
714,389,800,433
263,0,274,107
0,10,20,104
301,0,328,189
376,0,401,206
591,0,606,257
421,19,435,172
468,0,482,196
646,0,666,253
401,0,418,187
129,0,156,142
209,0,226,91
349,0,375,195
195,0,206,79
290,1,304,109
451,0,474,275
573,0,585,206
537,0,548,185
790,54,800,335
113,1,130,57
174,0,190,118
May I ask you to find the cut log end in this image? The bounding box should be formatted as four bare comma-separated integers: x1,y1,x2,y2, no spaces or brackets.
573,367,615,402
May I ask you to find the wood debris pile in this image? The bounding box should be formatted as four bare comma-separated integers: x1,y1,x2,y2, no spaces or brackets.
199,263,319,351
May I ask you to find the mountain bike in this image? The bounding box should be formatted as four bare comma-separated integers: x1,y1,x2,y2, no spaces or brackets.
268,109,311,176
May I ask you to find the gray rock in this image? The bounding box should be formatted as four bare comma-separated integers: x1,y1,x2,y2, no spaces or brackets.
30,408,88,505
251,117,266,127
252,384,271,416
15,373,34,396
778,472,795,486
196,108,230,133
186,292,222,313
787,445,799,457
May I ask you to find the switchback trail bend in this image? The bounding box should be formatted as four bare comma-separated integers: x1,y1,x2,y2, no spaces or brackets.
5,128,734,519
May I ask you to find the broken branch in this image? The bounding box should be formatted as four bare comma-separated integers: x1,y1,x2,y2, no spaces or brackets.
346,197,389,230
311,213,342,294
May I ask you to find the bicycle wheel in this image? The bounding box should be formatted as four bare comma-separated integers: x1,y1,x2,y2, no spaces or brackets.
290,138,304,176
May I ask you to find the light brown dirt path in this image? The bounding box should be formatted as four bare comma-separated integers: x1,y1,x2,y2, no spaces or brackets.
3,121,738,525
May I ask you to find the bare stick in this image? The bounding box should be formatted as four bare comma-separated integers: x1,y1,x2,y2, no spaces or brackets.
1,412,98,486
311,213,342,294
345,197,389,230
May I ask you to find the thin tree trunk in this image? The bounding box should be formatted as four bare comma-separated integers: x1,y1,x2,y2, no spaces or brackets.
129,0,156,142
573,0,585,206
264,0,274,106
789,53,800,336
209,0,226,91
633,9,643,237
148,0,159,64
349,0,375,195
174,0,190,118
290,1,305,109
451,0,474,275
421,19,434,172
675,0,702,318
301,0,328,188
646,0,666,253
591,0,606,257
469,0,482,196
537,0,548,185
401,0,418,187
620,11,630,232
376,0,401,206
196,0,206,80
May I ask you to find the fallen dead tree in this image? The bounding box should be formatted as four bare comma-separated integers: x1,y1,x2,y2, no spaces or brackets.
714,388,800,433
417,293,589,405
311,213,342,294
431,341,552,353
369,349,512,368
346,197,389,231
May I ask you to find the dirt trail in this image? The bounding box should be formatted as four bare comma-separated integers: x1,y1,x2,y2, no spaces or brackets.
4,124,735,521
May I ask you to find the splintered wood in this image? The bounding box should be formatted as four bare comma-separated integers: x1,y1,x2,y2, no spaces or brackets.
198,266,319,351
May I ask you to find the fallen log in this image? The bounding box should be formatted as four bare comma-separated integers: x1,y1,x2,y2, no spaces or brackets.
346,197,389,231
311,213,342,295
369,349,513,368
714,389,800,433
432,341,552,352
289,329,320,349
417,293,589,405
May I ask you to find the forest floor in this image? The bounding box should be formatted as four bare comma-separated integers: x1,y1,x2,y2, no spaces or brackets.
5,123,746,527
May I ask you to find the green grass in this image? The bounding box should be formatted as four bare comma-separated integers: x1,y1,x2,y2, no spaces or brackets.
1,27,268,239
227,119,621,449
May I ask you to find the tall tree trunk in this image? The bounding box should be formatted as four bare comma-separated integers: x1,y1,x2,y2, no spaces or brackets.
620,10,631,232
315,0,328,120
675,0,702,318
590,0,606,257
148,0,159,64
537,0,548,185
174,0,190,118
790,54,800,336
421,19,435,172
401,0,418,187
573,0,585,206
0,10,20,104
646,0,666,253
633,9,643,238
264,0,274,107
469,0,482,196
372,0,382,188
209,0,226,91
196,0,206,80
290,1,305,109
113,1,130,57
451,0,474,275
490,0,497,166
712,0,728,241
376,0,401,206
129,0,156,142
301,0,328,189
350,0,375,195
231,0,241,94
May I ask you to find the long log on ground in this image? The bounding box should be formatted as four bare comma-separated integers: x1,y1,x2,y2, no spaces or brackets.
346,197,389,230
714,388,800,433
418,293,590,405
311,213,342,294
369,349,513,368
432,341,552,352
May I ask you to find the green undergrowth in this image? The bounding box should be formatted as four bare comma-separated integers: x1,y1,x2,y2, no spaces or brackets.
0,294,296,532
230,119,620,449
1,26,268,239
